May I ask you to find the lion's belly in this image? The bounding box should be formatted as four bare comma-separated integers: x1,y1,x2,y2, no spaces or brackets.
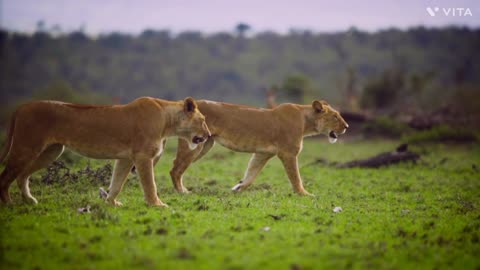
66,142,131,160
215,136,277,154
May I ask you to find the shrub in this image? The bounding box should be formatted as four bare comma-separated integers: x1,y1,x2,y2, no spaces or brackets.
360,70,404,110
403,125,478,143
362,116,413,138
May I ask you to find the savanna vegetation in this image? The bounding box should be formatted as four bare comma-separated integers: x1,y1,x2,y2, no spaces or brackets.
1,23,480,269
1,139,479,269
1,26,480,112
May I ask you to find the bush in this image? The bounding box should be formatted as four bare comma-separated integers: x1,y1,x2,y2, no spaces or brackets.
403,125,478,143
281,74,311,103
362,116,413,138
360,70,404,110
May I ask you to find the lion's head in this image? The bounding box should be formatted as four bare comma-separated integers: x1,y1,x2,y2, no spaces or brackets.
309,100,349,143
177,97,211,150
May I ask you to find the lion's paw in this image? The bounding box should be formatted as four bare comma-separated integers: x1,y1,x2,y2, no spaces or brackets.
231,183,244,192
151,202,169,208
177,187,191,194
299,190,315,197
113,200,123,206
106,198,123,207
147,199,169,208
23,196,38,205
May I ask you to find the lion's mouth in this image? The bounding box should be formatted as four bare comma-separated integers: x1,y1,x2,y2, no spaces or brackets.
192,136,206,144
328,131,338,144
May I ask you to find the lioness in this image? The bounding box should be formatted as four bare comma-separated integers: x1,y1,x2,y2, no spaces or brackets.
166,100,348,195
0,97,210,207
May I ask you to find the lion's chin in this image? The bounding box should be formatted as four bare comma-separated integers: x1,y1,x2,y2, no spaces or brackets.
181,137,199,150
187,141,198,150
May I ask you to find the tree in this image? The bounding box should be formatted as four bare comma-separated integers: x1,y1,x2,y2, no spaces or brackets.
344,66,359,111
360,70,404,111
235,23,251,37
36,20,46,32
281,75,311,103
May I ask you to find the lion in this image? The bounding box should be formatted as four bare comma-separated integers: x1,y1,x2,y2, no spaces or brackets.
0,97,210,207
164,99,348,195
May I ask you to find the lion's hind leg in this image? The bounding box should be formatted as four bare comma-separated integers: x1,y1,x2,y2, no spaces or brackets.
232,153,273,192
170,138,204,193
0,166,22,203
16,144,64,204
0,147,47,204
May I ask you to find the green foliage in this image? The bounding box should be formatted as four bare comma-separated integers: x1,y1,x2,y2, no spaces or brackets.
362,116,413,138
1,27,479,108
32,80,110,104
403,125,479,144
0,140,479,269
281,74,311,103
0,80,110,127
360,69,404,110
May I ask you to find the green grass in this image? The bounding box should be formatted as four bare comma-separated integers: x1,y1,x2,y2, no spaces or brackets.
1,139,479,269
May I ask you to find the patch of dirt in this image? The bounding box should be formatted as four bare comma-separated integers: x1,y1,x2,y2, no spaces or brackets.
155,228,168,235
176,248,195,260
205,180,217,186
268,214,286,221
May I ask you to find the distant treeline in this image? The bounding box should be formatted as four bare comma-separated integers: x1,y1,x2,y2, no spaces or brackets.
0,27,479,107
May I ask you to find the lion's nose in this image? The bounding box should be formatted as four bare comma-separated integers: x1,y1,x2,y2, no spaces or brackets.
202,123,211,137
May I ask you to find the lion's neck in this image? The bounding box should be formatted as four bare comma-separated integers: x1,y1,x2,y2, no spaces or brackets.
157,102,183,138
301,106,318,137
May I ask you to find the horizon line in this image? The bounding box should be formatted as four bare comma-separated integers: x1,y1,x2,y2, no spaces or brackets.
2,23,479,38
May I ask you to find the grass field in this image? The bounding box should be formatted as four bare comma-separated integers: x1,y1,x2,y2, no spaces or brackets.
1,139,479,269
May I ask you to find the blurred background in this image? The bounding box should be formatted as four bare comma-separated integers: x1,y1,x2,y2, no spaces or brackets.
1,0,479,139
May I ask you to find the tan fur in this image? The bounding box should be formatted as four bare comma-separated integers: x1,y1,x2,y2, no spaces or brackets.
0,97,210,206
170,99,349,195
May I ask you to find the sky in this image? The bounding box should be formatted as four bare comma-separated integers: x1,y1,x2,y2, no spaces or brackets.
1,0,479,35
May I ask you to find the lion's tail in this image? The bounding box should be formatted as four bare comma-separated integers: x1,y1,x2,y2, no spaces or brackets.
0,110,17,165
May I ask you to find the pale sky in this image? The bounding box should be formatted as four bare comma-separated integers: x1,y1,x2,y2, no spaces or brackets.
1,0,479,35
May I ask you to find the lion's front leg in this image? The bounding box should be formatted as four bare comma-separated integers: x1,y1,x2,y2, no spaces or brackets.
134,157,168,207
106,159,133,206
232,153,273,192
278,153,313,196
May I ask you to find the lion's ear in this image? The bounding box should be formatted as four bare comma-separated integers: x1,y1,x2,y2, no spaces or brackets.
183,97,198,115
312,100,323,113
